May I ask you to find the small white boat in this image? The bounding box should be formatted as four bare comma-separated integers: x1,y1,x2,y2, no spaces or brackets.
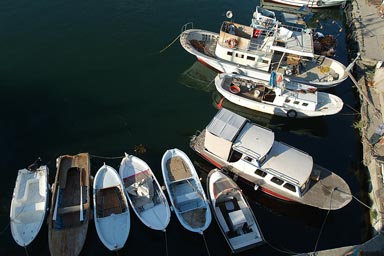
10,165,49,247
215,72,343,118
48,153,91,256
180,19,349,90
190,108,352,210
207,168,264,253
119,153,171,231
161,148,211,234
93,163,130,251
264,0,346,8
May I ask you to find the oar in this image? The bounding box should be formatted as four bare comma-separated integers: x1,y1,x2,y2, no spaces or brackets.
52,185,60,221
79,168,84,222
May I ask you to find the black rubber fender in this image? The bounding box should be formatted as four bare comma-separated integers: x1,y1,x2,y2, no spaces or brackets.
287,109,297,118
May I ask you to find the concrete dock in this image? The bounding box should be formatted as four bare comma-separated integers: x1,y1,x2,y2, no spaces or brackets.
298,0,384,255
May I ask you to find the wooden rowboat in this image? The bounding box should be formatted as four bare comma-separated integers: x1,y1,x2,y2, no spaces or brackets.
48,153,91,256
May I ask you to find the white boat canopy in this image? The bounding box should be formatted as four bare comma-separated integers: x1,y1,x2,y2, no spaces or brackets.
205,108,275,161
262,142,313,186
206,108,247,141
233,123,275,161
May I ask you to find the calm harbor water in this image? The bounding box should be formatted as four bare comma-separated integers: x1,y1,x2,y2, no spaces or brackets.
0,0,368,255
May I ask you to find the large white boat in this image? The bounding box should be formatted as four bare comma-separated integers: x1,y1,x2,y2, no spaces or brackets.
215,72,343,118
263,0,346,8
180,19,349,90
190,108,352,210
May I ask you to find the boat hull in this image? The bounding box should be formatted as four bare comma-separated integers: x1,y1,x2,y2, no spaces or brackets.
215,73,344,118
93,164,130,251
48,153,91,256
190,128,352,210
265,0,346,8
180,28,348,90
207,169,264,253
119,154,171,231
10,166,49,247
161,148,211,233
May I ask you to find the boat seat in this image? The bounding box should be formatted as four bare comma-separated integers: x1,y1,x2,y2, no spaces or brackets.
58,202,89,214
15,179,41,204
176,191,200,204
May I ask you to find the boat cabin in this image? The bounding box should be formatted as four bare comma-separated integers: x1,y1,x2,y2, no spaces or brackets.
215,20,315,75
204,108,313,197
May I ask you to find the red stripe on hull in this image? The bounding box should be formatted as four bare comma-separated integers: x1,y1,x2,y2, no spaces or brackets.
196,57,222,73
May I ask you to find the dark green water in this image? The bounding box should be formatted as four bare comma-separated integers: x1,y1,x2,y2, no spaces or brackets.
0,0,367,255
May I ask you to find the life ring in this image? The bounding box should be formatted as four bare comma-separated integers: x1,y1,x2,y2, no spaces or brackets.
287,110,297,118
308,87,317,93
227,38,238,48
229,85,240,94
317,0,323,6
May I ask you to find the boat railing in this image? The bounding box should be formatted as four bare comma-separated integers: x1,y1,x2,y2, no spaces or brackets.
181,22,194,33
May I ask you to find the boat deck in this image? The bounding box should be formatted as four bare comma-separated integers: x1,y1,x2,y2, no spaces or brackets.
166,156,192,182
96,187,127,218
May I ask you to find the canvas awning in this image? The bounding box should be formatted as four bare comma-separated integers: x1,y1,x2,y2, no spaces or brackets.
206,108,247,142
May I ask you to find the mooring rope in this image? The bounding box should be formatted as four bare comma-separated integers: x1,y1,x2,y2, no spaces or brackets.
201,232,211,256
164,230,169,256
159,34,181,54
263,235,298,255
90,154,125,160
312,188,335,254
24,246,29,256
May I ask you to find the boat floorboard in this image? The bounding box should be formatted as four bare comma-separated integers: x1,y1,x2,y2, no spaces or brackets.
166,156,192,182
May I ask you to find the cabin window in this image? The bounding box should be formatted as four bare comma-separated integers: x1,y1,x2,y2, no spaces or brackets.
283,183,296,192
235,53,244,58
262,59,269,64
285,99,291,103
228,150,242,163
271,177,284,185
244,156,253,162
255,169,267,177
227,52,233,56
293,101,300,105
302,102,308,106
247,56,256,61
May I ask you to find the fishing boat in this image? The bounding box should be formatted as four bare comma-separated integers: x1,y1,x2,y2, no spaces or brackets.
93,163,130,251
119,153,171,231
263,0,346,8
190,108,352,210
180,18,349,90
251,6,336,57
215,72,343,118
207,168,264,253
10,165,49,247
161,148,211,234
48,153,91,256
